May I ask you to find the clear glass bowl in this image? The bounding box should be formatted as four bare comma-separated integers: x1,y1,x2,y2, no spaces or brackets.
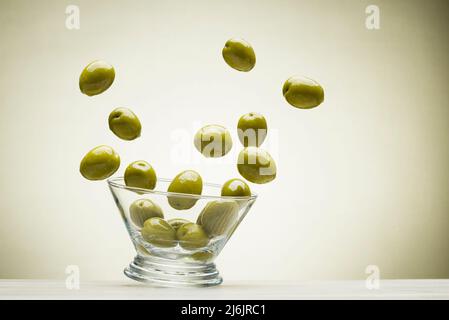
108,177,257,287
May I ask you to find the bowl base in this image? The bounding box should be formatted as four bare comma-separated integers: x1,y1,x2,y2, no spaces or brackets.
124,254,223,288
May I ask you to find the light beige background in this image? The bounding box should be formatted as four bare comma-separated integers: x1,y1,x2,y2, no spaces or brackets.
0,0,448,281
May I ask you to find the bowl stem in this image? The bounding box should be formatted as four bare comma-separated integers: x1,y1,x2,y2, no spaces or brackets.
124,255,223,287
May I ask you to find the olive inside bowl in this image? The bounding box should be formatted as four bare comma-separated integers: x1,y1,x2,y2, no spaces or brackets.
108,177,257,287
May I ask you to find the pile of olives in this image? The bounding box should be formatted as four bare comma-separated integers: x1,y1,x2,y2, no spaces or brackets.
130,196,240,253
78,37,325,253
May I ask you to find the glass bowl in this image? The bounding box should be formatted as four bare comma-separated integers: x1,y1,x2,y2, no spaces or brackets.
108,177,257,287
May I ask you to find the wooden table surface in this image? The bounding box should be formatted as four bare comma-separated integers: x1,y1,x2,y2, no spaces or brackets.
1,279,448,300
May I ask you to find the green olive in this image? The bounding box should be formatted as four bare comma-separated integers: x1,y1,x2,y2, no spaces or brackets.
282,76,324,109
108,107,141,141
222,38,256,72
237,147,277,184
167,170,203,210
129,199,163,228
124,161,157,190
194,125,232,158
197,200,239,238
79,145,120,180
136,244,152,256
79,60,115,96
176,223,209,250
190,251,214,262
141,217,176,248
168,218,191,231
237,112,267,147
221,178,251,197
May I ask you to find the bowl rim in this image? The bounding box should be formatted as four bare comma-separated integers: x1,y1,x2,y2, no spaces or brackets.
107,176,258,201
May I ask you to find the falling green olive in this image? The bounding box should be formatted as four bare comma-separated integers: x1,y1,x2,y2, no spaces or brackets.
222,38,256,72
282,76,324,109
237,112,267,147
108,107,141,141
129,199,164,228
79,60,115,96
167,170,203,210
141,217,177,248
221,178,251,197
79,145,120,181
194,125,232,158
176,223,209,250
124,160,157,190
237,147,277,184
